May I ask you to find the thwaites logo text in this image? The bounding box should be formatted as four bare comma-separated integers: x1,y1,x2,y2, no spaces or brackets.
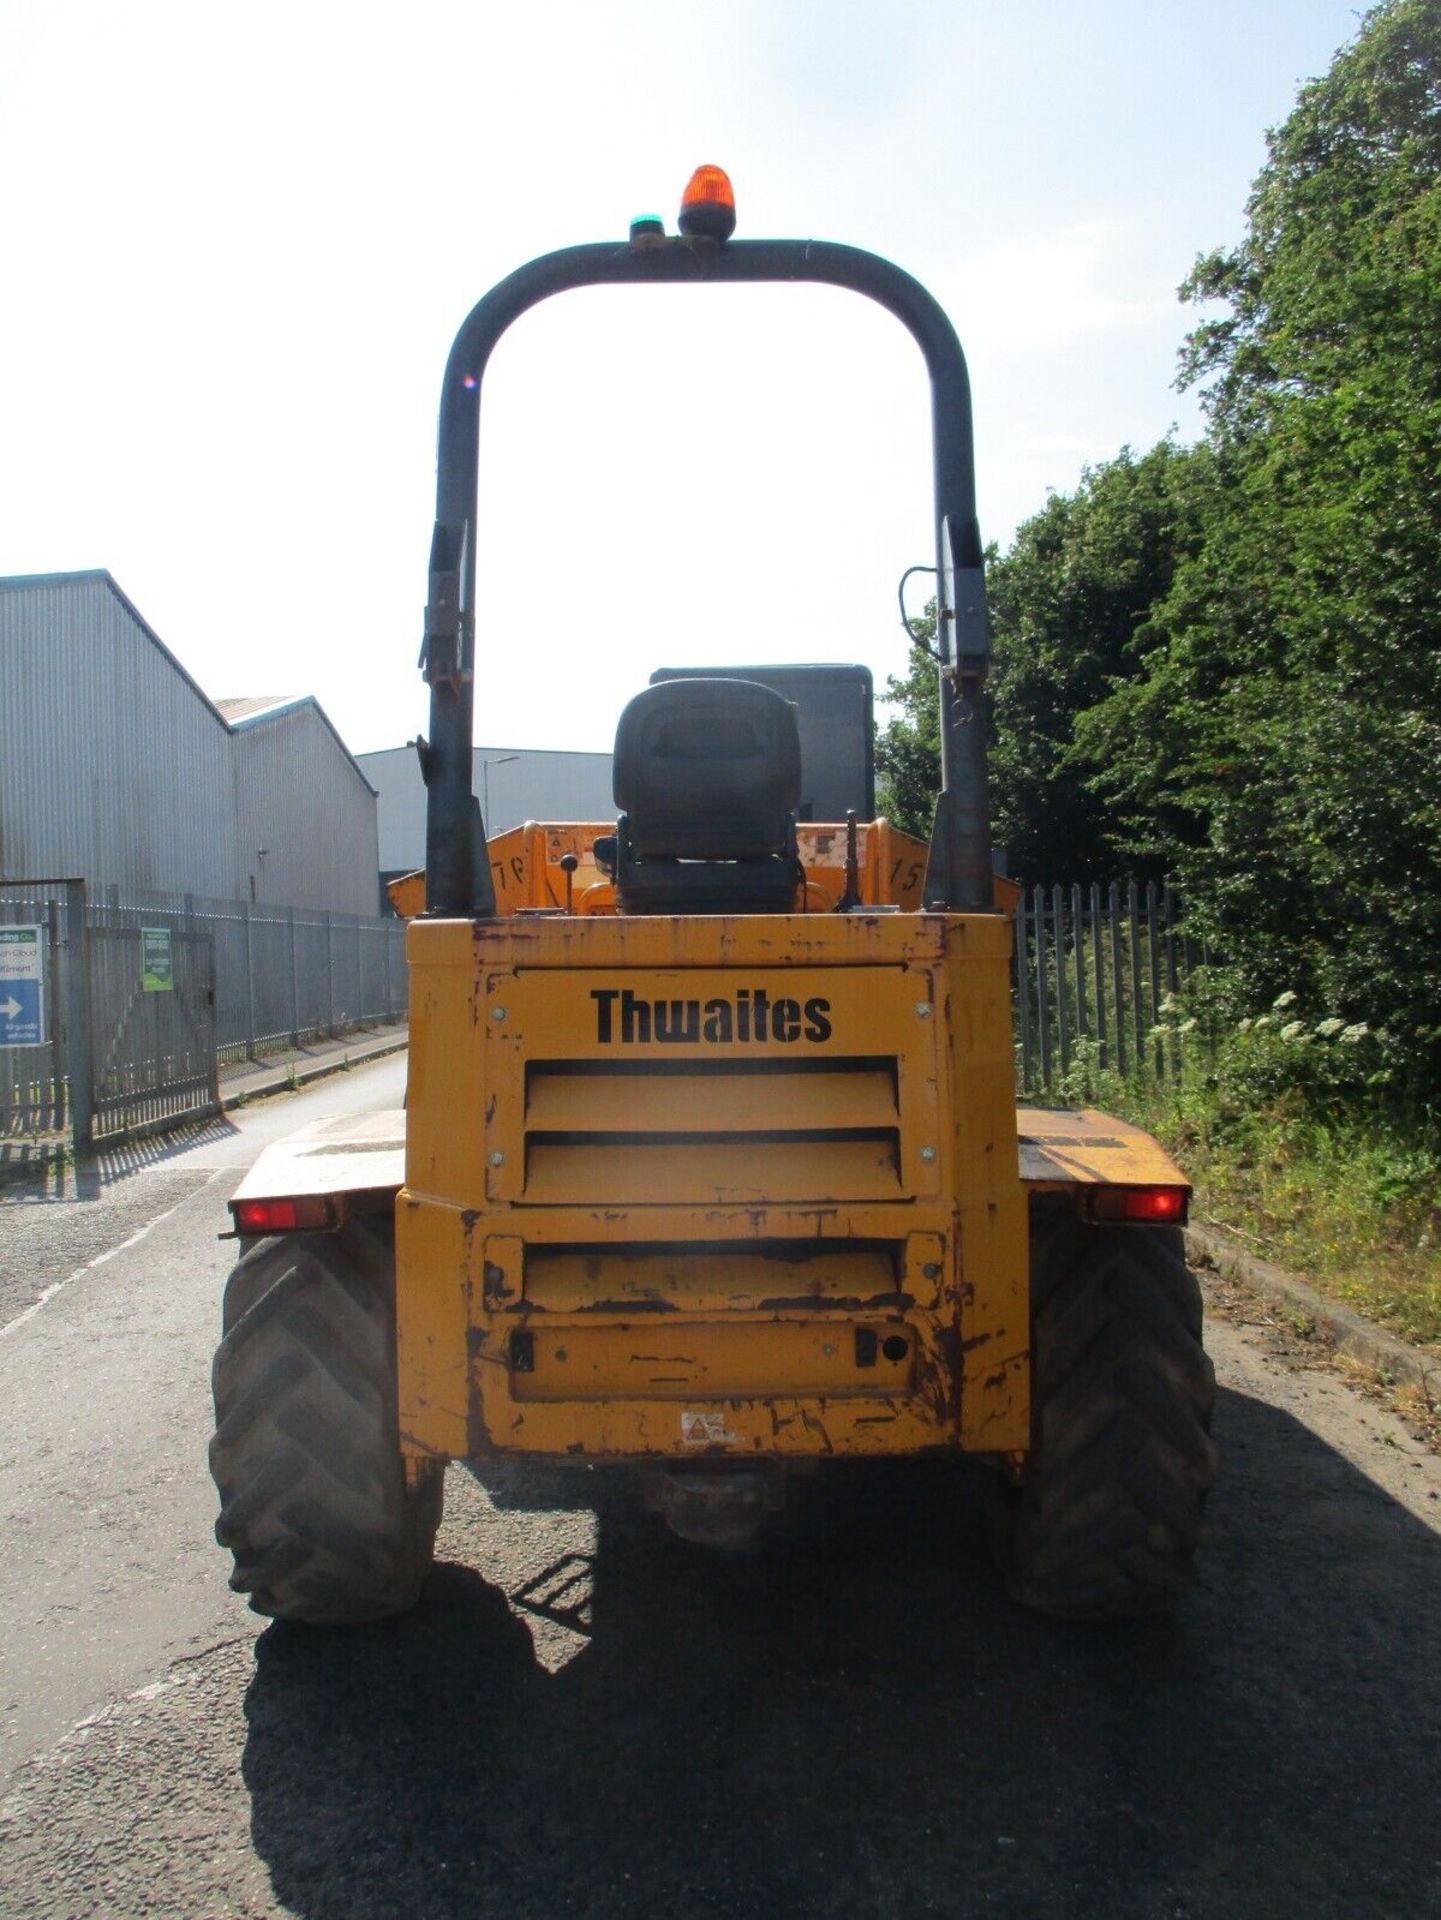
590,987,832,1045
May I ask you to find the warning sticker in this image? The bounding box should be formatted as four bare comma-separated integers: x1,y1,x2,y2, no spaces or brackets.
680,1409,738,1447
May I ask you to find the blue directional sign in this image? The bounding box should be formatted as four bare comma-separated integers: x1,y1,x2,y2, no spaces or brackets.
0,926,46,1047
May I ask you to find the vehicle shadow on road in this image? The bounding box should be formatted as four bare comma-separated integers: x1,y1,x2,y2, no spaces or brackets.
241,1386,1441,1920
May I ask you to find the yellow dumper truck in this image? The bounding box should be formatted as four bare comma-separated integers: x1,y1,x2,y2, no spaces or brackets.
210,168,1216,1624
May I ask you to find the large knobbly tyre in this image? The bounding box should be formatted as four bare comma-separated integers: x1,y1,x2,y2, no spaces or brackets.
994,1198,1218,1620
209,1218,443,1625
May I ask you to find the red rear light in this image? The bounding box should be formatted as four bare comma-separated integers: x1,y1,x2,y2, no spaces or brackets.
1086,1185,1189,1225
232,1195,337,1235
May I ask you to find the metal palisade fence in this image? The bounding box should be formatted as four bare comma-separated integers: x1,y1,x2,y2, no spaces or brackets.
0,887,74,1138
193,893,407,1067
1,880,407,1147
1012,880,1203,1096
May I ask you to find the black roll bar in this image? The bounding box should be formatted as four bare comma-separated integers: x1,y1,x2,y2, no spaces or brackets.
420,235,993,916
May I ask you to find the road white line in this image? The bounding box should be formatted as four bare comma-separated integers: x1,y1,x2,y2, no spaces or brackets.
0,1169,225,1342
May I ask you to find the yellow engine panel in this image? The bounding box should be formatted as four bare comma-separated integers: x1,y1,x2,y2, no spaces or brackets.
396,906,1029,1465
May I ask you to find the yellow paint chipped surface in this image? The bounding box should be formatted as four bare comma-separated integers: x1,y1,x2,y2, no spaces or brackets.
397,905,1030,1461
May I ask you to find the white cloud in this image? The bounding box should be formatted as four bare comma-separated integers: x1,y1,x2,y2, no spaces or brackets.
946,221,1180,358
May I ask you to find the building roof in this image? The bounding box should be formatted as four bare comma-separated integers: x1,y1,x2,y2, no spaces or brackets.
2,568,230,729
0,571,375,794
219,694,376,794
216,695,299,722
357,742,612,764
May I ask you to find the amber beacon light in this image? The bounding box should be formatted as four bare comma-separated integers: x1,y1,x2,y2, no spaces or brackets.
678,164,737,241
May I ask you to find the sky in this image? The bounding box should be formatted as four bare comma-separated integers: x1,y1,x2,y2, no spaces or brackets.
0,0,1368,758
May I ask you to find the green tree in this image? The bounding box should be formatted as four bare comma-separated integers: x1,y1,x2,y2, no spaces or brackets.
1082,0,1441,1090
880,1,1441,1096
987,441,1209,879
876,442,1209,873
874,606,941,840
1179,0,1441,439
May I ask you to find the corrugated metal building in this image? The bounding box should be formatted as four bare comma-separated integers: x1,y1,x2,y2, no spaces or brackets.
0,571,380,914
359,743,615,893
220,696,381,913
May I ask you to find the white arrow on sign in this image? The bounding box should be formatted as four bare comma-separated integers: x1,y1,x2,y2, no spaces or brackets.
0,997,21,1021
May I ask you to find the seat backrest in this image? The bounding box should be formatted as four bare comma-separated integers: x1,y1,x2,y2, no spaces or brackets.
612,679,801,860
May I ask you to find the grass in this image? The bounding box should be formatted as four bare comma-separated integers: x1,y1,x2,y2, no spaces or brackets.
1137,1094,1441,1350
1035,1004,1441,1353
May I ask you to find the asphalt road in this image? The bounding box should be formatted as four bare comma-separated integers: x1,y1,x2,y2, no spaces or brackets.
0,1055,410,1776
1,1056,1438,1919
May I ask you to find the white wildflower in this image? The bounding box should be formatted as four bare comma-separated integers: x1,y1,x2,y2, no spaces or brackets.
1315,1017,1345,1038
1237,1017,1253,1033
1339,1022,1370,1044
1252,1015,1271,1030
1272,990,1298,1011
1280,1020,1306,1041
1178,1017,1198,1035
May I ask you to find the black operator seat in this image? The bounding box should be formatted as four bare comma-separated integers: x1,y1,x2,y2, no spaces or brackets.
598,678,803,913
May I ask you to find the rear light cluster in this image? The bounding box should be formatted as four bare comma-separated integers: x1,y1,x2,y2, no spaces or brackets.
1085,1185,1189,1226
231,1195,337,1235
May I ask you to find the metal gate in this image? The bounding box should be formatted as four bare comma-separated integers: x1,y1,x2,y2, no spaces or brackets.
0,881,78,1142
87,902,218,1139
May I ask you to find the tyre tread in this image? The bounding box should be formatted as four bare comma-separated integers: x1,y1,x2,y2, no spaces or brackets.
209,1219,442,1624
997,1198,1217,1619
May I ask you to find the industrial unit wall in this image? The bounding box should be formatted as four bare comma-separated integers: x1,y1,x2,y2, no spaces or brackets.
224,699,382,916
358,742,614,899
0,572,380,915
1,574,234,896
